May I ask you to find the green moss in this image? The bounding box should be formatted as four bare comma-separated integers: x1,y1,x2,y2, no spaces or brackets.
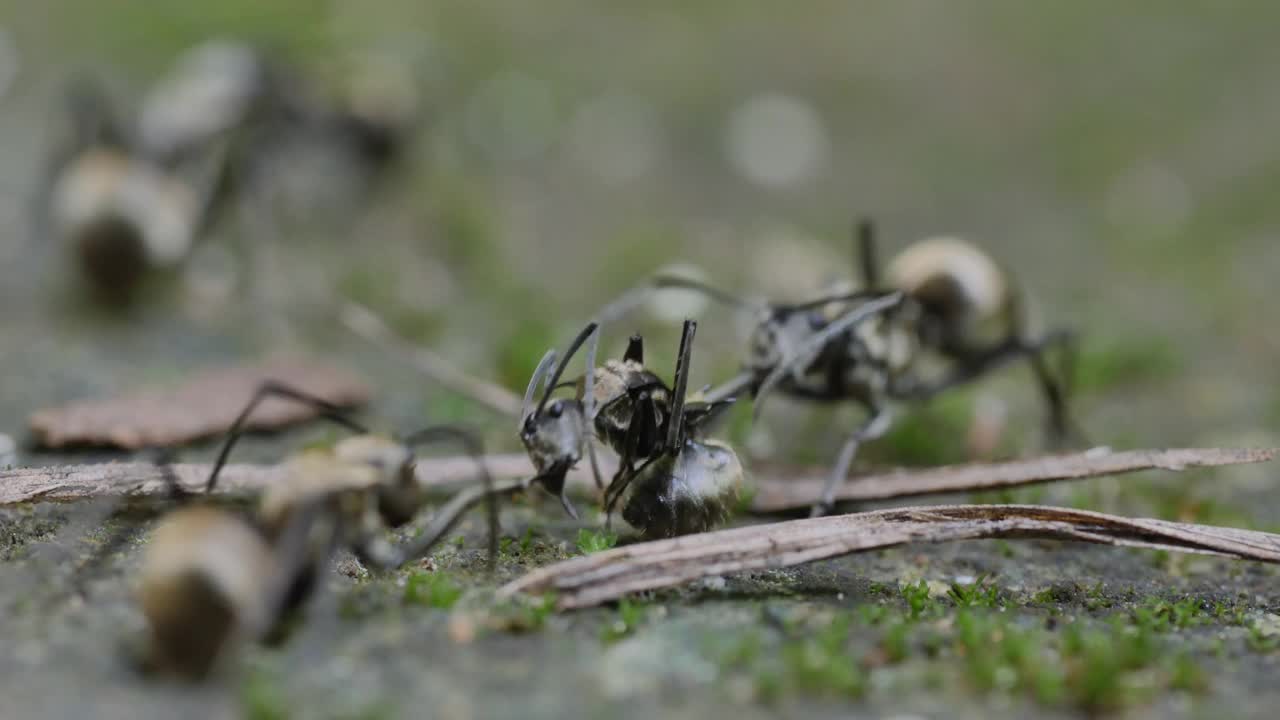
880,619,912,663
600,599,647,644
899,579,937,620
241,666,290,720
402,572,463,609
947,575,1002,610
1246,626,1280,653
488,593,558,634
575,528,618,554
1131,596,1209,632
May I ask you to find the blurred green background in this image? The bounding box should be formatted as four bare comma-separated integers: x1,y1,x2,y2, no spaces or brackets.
3,1,1279,520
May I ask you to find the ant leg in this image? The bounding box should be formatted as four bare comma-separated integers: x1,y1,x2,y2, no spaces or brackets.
1021,330,1088,448
895,330,1085,448
258,497,333,629
603,402,649,529
854,217,880,289
811,405,893,518
206,380,368,493
533,322,599,418
594,274,758,326
665,320,696,451
603,453,663,526
624,334,643,364
681,398,739,435
399,425,497,570
702,370,756,405
359,476,531,570
586,438,605,491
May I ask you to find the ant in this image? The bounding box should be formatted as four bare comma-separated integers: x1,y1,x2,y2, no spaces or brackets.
38,76,232,303
598,218,1081,517
85,381,499,679
520,320,745,538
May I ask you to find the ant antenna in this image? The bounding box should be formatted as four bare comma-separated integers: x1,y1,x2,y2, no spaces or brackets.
855,217,880,288
520,350,557,427
536,322,599,416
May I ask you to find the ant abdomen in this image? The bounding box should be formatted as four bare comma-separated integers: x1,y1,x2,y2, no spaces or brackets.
885,236,1019,350
620,440,744,539
137,507,276,679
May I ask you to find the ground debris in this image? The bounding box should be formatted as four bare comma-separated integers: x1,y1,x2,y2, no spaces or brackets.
499,504,1280,609
750,447,1277,512
27,358,371,449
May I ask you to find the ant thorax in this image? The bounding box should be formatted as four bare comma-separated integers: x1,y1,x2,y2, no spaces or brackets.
619,439,744,539
842,312,919,392
260,450,383,538
590,359,671,451
745,309,812,379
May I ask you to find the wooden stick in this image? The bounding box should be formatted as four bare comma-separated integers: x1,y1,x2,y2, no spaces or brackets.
2,447,1269,508
0,454,544,505
750,447,1277,512
499,504,1280,609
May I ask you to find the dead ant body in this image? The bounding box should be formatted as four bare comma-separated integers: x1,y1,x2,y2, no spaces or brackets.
600,220,1080,516
520,320,745,538
98,381,499,679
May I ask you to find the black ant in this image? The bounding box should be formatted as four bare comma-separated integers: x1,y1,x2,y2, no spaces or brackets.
599,218,1081,517
84,381,498,679
520,320,745,538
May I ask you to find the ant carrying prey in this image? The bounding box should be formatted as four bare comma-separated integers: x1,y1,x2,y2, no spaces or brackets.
599,218,1082,517
519,320,745,538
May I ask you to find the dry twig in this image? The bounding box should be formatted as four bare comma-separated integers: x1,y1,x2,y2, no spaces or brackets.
340,301,523,417
500,504,1280,609
750,447,1276,512
3,447,1270,509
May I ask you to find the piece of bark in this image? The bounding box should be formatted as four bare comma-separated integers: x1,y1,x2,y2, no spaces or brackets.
28,358,370,449
749,447,1277,512
499,504,1280,609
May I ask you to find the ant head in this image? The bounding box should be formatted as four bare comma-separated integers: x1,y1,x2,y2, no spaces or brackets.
520,397,585,481
518,322,600,517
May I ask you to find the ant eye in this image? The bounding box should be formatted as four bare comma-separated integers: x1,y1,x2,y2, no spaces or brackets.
548,401,564,418
808,311,826,330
